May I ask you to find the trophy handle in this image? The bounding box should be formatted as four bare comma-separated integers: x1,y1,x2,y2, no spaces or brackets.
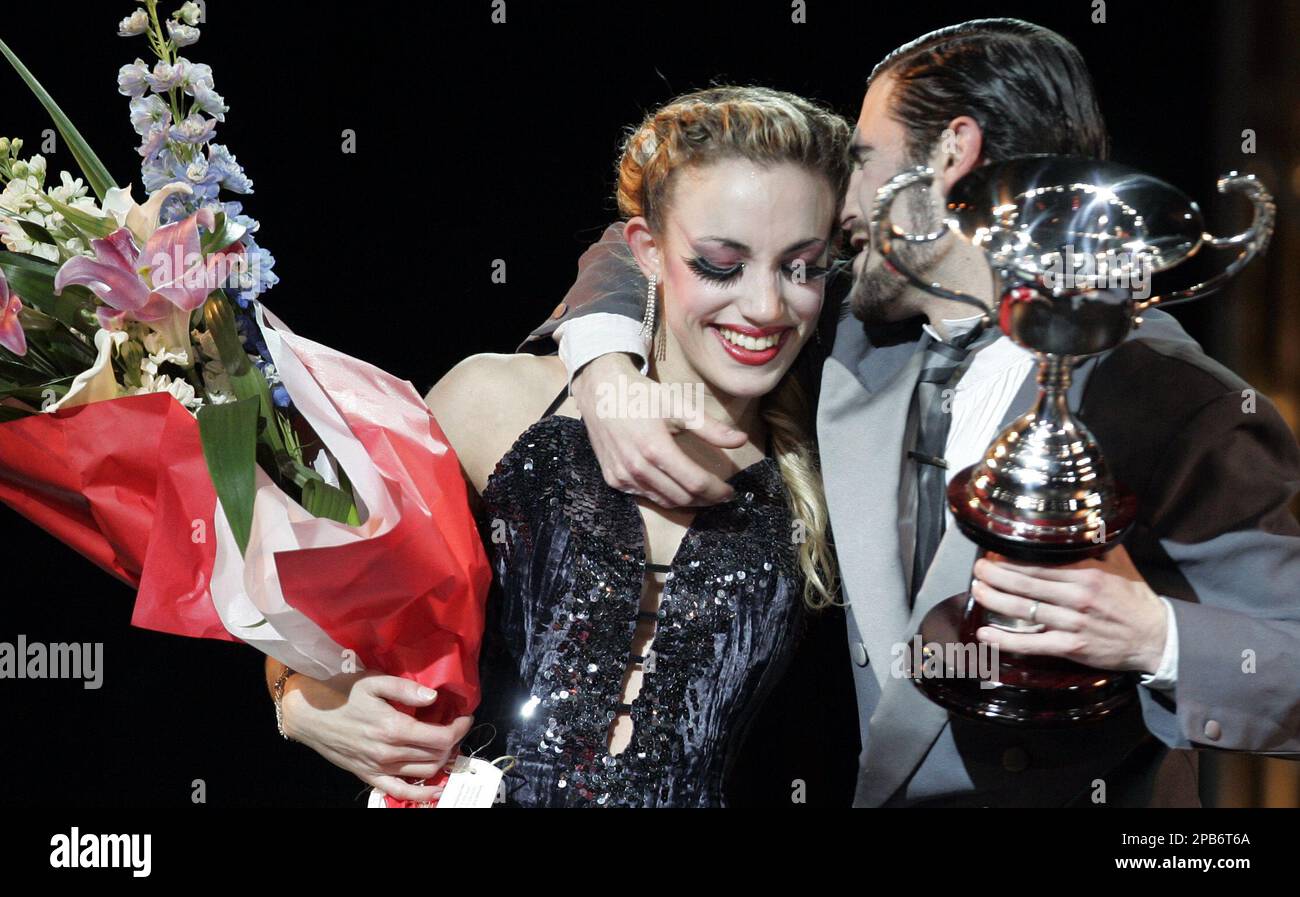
1135,172,1276,312
869,166,989,314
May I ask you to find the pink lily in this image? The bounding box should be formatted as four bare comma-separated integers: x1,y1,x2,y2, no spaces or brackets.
53,207,242,362
0,268,26,357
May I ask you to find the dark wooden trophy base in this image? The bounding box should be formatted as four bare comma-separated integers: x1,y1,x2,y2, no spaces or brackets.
912,590,1136,726
906,469,1140,726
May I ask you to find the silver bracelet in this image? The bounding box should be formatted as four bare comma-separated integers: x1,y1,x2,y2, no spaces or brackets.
272,665,298,741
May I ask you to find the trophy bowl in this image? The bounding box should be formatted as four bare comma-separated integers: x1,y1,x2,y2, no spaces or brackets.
871,155,1275,725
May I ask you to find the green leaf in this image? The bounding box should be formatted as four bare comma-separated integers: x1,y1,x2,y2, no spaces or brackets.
202,291,286,454
0,250,58,302
301,477,359,525
202,291,254,380
40,194,117,239
51,289,99,338
43,337,96,371
0,405,33,423
0,378,70,403
15,218,56,246
0,356,52,384
201,211,247,256
196,396,260,555
0,253,98,337
0,38,119,202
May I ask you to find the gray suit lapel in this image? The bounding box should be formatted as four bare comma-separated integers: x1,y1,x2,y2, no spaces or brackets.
855,524,981,805
818,316,926,690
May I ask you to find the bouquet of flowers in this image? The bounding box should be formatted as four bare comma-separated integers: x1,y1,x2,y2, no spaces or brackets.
0,2,491,807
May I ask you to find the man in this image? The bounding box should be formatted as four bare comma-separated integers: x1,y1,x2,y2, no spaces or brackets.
520,19,1300,806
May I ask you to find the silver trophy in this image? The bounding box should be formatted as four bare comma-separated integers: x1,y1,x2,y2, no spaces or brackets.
871,155,1275,724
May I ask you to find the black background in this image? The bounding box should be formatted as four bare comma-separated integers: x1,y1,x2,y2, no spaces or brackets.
0,0,1284,806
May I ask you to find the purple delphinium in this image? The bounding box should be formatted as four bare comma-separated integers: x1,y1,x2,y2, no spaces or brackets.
118,7,282,403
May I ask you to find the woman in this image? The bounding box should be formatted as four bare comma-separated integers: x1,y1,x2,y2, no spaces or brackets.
270,86,849,807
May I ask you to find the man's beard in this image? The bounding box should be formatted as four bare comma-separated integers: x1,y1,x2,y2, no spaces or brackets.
848,182,945,325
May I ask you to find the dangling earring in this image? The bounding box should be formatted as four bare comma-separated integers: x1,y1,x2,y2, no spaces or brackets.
640,273,667,361
639,274,657,343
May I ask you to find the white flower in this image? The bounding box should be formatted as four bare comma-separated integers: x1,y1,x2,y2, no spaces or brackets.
47,171,88,205
313,449,341,488
70,196,101,215
201,357,236,402
129,370,203,411
0,217,52,257
0,221,21,253
0,174,42,217
259,361,282,386
167,21,200,47
142,327,193,366
177,2,203,26
8,232,60,262
45,330,129,412
102,182,193,244
118,10,149,36
163,375,202,409
178,59,214,92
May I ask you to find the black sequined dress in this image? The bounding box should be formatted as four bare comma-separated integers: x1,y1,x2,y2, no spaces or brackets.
470,398,805,807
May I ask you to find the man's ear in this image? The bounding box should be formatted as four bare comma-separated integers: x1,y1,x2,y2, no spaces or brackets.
934,115,984,194
623,216,661,280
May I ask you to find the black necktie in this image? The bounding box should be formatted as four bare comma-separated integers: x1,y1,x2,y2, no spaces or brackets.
908,321,1000,604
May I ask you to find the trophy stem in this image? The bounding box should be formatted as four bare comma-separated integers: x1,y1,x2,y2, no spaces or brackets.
945,349,1137,562
1035,353,1072,407
1029,352,1076,457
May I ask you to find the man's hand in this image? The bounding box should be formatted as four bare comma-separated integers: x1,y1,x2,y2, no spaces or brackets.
280,670,473,803
571,353,748,508
970,544,1168,674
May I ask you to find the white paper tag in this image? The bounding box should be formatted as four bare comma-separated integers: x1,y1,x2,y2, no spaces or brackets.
437,755,506,808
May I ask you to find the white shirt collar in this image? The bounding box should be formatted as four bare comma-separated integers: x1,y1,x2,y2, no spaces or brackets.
922,311,988,344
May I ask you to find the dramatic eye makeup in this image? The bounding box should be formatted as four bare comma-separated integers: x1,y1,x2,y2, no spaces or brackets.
682,237,830,285
685,255,745,284
782,238,832,281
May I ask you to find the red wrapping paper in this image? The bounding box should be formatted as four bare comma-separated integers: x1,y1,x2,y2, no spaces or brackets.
0,364,493,808
0,392,228,639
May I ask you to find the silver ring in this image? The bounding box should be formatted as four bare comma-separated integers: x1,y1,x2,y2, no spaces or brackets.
1028,600,1040,625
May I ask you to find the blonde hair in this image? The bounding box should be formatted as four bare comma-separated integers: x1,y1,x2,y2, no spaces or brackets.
615,86,848,610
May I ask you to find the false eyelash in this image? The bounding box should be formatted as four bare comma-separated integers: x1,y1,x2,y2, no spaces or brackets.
685,256,744,284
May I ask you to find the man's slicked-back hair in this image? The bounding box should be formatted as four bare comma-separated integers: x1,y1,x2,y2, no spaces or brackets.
870,18,1110,166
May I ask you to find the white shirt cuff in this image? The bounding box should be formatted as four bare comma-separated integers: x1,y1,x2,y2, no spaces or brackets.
555,313,650,389
1138,596,1179,692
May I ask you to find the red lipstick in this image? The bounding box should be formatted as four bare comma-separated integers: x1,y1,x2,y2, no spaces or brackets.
709,324,792,366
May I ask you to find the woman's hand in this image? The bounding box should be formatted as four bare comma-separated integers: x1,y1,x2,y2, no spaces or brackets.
280,669,473,803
